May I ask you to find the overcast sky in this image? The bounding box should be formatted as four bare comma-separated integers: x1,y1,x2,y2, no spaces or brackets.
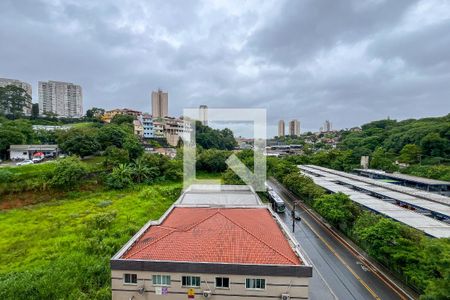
1,0,449,136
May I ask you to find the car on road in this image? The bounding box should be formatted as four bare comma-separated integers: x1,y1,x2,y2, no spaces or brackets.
32,157,43,163
16,160,34,166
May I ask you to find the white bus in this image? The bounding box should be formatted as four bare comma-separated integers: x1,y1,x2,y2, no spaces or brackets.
268,190,286,213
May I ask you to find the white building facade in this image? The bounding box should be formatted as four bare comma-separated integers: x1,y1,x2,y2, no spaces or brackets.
38,81,83,117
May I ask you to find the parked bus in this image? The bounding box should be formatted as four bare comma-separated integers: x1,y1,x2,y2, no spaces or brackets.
268,190,286,213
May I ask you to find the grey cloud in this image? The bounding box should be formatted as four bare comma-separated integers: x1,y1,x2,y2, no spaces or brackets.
369,21,450,73
248,0,419,66
0,0,449,136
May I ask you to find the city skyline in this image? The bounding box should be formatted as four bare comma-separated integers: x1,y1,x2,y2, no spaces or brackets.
1,0,449,135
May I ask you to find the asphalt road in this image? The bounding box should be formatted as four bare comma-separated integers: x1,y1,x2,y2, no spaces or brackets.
268,179,416,300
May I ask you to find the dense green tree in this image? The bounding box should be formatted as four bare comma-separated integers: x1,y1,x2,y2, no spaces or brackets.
49,156,87,189
419,238,450,300
361,119,397,131
96,125,129,149
103,146,130,169
122,135,144,160
195,121,237,150
0,85,32,119
0,119,34,142
0,129,25,159
197,149,230,172
33,129,57,145
222,168,245,185
399,144,422,164
339,114,450,170
420,132,448,157
137,153,168,177
31,103,39,119
110,114,135,125
85,107,105,119
370,147,398,172
268,157,298,179
282,172,324,203
313,193,359,230
58,128,101,158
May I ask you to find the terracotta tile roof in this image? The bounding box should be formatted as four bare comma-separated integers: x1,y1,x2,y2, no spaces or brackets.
122,207,302,266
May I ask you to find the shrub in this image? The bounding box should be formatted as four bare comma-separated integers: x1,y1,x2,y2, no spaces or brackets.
197,149,230,172
49,156,87,189
313,193,359,230
106,164,133,189
103,146,130,169
0,169,14,183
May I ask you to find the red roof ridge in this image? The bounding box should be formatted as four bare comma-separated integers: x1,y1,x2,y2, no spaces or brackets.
124,227,176,259
218,210,299,265
181,208,221,232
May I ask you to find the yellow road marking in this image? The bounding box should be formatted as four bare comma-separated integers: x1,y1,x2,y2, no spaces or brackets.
271,179,410,300
302,217,381,300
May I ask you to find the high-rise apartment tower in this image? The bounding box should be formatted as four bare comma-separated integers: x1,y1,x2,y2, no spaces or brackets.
323,120,332,132
199,105,208,126
38,80,83,117
278,120,285,137
151,89,168,118
289,119,300,137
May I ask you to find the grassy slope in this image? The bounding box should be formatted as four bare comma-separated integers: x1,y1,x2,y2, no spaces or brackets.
0,182,181,298
0,156,107,208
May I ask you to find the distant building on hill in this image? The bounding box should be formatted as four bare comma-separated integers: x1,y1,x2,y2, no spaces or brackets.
138,115,193,147
199,105,208,126
322,120,332,132
278,120,285,137
152,89,168,118
133,119,144,137
289,119,300,136
163,117,192,146
101,108,142,123
142,114,154,138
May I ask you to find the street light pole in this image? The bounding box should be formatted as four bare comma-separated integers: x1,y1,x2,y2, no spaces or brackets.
292,201,296,232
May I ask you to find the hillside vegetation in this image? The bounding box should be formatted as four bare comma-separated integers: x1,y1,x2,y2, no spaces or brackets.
339,114,450,176
0,183,181,299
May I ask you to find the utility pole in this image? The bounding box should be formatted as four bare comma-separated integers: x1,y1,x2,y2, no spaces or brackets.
292,201,296,232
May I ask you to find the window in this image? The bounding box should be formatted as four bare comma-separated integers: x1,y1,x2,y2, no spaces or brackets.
182,276,201,287
123,273,137,285
215,277,230,288
153,275,171,286
245,278,266,290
